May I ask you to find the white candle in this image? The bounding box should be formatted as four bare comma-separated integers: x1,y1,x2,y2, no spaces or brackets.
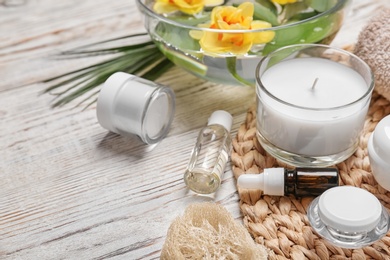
257,57,371,158
262,58,367,108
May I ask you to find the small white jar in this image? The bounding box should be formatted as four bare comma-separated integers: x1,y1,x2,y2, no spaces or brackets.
368,115,390,191
307,186,390,249
96,72,175,144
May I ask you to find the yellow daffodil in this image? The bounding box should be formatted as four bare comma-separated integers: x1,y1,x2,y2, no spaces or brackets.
153,0,223,15
271,0,298,5
190,2,275,55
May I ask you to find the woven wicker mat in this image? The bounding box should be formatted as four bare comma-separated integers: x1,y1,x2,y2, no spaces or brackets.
231,90,390,259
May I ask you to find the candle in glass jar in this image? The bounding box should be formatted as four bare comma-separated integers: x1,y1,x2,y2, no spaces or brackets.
257,53,372,164
261,58,367,108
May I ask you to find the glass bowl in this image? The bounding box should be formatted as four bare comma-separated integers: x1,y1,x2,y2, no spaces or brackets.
136,0,350,86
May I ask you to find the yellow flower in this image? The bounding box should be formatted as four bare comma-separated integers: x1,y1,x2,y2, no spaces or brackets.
153,0,223,15
271,0,298,5
191,2,275,55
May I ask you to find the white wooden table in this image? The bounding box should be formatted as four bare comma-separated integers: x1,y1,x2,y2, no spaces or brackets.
1,1,389,259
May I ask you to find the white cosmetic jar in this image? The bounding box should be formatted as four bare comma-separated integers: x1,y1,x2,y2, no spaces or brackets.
96,72,175,144
368,115,390,191
307,186,390,249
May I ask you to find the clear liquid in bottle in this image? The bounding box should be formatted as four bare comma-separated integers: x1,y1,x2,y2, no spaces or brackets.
184,111,233,194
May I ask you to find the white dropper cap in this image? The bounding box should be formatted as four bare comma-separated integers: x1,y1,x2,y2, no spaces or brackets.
207,110,233,132
237,168,285,196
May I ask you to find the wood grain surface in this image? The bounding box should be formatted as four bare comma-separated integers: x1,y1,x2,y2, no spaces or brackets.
1,0,389,259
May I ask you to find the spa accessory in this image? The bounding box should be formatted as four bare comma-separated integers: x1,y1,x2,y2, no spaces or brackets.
307,186,390,249
231,92,390,258
96,72,175,144
237,167,339,196
136,0,350,86
161,202,268,259
368,115,390,191
256,44,374,167
354,8,390,102
184,110,233,194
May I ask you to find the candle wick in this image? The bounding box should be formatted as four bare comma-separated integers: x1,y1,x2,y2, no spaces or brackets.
311,78,319,90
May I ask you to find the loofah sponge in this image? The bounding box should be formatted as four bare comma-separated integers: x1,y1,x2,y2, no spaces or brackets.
160,202,268,260
354,7,390,101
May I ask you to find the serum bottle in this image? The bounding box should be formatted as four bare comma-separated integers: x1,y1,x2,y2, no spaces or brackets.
184,110,233,194
237,167,339,196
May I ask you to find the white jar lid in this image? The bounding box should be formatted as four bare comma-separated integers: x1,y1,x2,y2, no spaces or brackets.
370,115,390,160
96,72,175,144
368,115,390,191
318,186,382,232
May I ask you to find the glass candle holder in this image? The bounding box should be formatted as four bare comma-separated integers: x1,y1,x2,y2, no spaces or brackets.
255,44,374,167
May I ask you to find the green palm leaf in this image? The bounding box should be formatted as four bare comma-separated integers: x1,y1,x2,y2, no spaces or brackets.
44,33,173,109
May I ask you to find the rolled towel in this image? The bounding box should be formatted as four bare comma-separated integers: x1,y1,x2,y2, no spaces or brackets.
354,8,390,101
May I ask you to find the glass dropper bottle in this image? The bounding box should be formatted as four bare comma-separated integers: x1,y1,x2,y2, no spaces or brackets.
237,167,339,196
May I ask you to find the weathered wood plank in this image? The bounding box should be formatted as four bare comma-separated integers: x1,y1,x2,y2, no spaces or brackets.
1,0,389,259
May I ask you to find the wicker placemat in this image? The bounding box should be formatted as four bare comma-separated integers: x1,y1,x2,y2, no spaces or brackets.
231,90,390,259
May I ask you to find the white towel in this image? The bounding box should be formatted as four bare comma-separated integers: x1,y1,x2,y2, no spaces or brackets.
354,8,390,102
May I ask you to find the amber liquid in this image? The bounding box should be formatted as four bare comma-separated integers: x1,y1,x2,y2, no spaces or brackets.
284,168,339,196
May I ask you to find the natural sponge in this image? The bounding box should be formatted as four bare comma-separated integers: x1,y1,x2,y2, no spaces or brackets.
161,202,268,260
354,7,390,101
